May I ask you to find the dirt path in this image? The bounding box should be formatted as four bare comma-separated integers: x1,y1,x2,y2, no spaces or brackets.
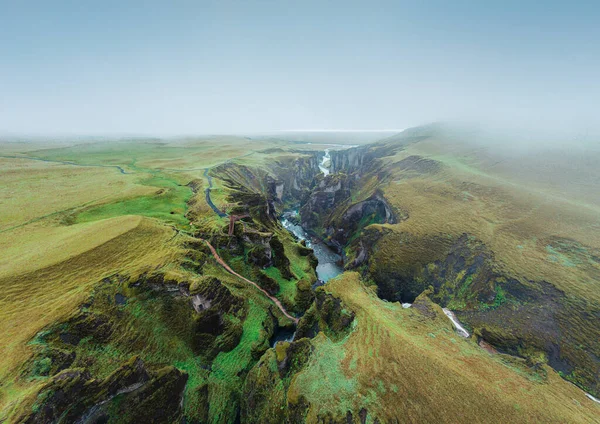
197,154,298,323
200,238,298,324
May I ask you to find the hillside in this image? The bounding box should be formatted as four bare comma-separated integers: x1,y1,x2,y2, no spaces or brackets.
0,129,598,423
243,272,599,423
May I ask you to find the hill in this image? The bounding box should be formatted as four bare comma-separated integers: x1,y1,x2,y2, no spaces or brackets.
1,129,598,422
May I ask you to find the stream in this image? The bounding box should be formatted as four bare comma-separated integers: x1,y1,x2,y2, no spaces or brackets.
203,168,227,217
318,149,331,176
442,308,471,338
279,149,600,404
281,211,343,285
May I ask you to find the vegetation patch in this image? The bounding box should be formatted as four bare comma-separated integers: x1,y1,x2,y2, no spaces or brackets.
75,174,192,228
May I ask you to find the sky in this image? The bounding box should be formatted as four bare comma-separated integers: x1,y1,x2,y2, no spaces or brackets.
0,1,598,135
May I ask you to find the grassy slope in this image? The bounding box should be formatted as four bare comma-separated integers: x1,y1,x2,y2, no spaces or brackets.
289,272,600,423
0,216,179,415
379,135,600,304
339,129,600,398
0,136,300,421
0,157,152,232
3,131,598,422
75,173,193,228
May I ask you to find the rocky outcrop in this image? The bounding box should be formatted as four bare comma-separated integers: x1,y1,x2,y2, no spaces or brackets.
16,357,187,424
240,288,358,423
188,275,246,357
284,152,321,203
299,173,351,231
21,347,76,379
296,288,355,340
363,231,600,397
241,338,314,423
270,235,293,280
329,145,369,174
325,192,398,250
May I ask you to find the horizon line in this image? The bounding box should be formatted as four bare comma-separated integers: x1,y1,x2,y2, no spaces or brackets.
0,128,408,138
279,129,406,133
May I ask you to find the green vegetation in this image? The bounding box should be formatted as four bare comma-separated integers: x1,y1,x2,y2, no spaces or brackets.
244,272,600,422
1,128,599,422
304,127,600,400
76,174,192,228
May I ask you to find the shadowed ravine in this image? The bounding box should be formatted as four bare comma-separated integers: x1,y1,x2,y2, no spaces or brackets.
197,142,600,417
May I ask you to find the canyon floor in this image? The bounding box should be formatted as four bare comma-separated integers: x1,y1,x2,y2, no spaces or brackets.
0,127,599,423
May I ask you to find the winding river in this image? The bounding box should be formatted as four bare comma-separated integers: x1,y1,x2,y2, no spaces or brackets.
280,211,343,285
318,149,331,176
279,147,344,285
203,168,227,217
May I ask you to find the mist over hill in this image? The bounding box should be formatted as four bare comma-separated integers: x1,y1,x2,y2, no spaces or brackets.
1,124,599,422
1,0,600,421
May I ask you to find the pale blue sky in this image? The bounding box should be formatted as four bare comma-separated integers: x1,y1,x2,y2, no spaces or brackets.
0,1,598,134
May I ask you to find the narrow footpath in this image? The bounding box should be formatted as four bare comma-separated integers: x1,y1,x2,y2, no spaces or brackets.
200,238,298,324
200,164,298,323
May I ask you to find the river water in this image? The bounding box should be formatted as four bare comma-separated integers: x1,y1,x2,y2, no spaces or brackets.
281,211,343,285
272,213,342,344
278,147,344,284
442,308,470,337
318,148,331,176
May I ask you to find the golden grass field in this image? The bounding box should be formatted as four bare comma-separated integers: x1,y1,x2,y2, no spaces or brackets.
290,272,600,423
0,217,179,384
1,130,599,422
379,135,600,304
0,157,153,232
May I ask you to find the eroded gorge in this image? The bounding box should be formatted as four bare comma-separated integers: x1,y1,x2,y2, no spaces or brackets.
12,129,600,423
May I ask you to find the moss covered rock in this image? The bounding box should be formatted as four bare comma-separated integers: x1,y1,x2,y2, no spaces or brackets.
296,288,354,340
16,357,187,424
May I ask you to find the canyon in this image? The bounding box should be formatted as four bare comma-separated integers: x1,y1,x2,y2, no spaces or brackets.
2,127,599,423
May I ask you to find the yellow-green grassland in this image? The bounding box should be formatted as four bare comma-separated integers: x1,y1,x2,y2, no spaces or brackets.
1,127,598,423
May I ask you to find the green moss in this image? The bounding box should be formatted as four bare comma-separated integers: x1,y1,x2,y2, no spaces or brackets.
207,299,270,423
291,333,358,415
264,265,298,309
30,357,52,377
241,350,287,423
294,279,315,312
478,285,508,311
254,270,280,295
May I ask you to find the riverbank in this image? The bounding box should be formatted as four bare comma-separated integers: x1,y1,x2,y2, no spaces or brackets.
280,211,343,285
